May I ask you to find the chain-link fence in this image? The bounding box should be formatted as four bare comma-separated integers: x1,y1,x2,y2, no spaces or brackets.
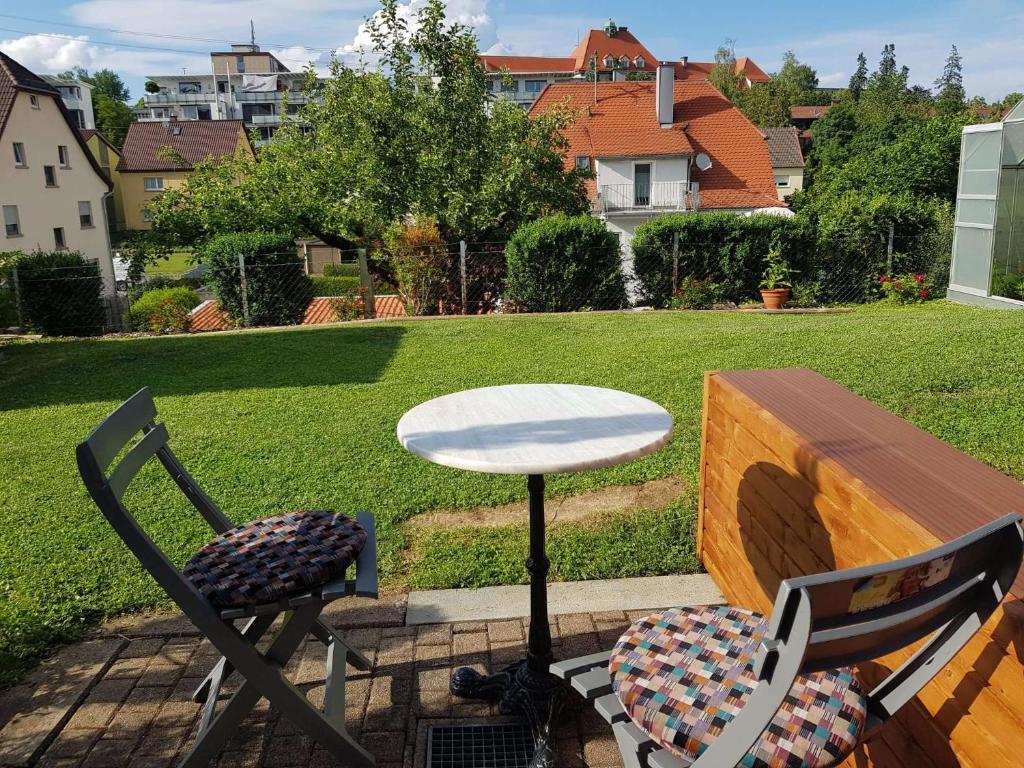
2,224,954,338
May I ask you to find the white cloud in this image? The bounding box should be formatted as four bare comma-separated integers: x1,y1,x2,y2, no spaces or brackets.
0,33,98,72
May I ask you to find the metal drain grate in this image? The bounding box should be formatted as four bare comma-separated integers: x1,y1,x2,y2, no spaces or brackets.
427,722,535,768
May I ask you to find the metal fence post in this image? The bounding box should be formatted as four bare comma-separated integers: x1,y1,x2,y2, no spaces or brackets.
671,231,680,296
237,254,250,327
460,240,468,315
886,223,895,275
358,248,376,320
10,266,24,329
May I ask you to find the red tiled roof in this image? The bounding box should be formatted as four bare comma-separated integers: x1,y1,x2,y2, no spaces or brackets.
188,296,407,333
530,80,780,210
480,56,576,74
790,105,831,120
0,51,111,189
79,128,97,142
675,58,771,85
117,119,251,172
569,28,659,72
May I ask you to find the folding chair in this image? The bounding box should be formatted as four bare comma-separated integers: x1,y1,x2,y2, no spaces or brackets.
76,388,378,768
553,514,1023,768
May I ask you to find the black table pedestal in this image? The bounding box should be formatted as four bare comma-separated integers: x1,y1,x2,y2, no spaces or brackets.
450,474,562,768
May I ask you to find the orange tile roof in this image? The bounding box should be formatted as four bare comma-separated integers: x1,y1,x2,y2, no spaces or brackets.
790,105,831,120
188,296,407,333
569,28,659,72
530,80,780,210
675,58,771,84
480,56,576,73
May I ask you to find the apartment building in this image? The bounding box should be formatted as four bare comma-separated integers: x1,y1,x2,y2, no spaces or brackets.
482,19,770,109
40,74,95,130
135,44,309,145
1,51,115,292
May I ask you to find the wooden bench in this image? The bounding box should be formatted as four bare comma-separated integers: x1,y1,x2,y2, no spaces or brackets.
698,368,1024,768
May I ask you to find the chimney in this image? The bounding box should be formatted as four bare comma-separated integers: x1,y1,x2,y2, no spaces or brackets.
656,62,674,127
681,55,689,66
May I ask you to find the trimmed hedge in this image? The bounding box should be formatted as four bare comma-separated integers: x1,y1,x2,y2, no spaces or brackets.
12,250,105,336
129,286,201,333
631,213,816,306
199,233,312,327
323,263,360,277
311,275,361,296
505,214,626,312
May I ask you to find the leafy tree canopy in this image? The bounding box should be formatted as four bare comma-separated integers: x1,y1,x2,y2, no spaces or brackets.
145,0,588,257
56,66,134,147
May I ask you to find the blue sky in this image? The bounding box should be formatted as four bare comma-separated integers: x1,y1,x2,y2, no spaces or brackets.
1,0,1022,100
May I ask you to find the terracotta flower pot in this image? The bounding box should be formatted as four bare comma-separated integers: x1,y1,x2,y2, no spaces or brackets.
760,287,790,310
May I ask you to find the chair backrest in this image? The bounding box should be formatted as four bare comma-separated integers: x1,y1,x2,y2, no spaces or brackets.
76,388,232,616
753,513,1023,729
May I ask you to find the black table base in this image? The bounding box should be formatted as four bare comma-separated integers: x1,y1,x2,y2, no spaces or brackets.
450,474,562,768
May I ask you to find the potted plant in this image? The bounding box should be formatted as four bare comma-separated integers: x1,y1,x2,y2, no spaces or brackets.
759,247,795,310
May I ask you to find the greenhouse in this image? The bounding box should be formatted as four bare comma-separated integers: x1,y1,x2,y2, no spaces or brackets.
948,98,1024,308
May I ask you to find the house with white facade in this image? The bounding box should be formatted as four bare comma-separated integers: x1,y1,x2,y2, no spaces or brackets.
40,75,95,130
1,51,115,293
764,126,805,200
529,64,780,277
482,19,770,109
135,44,309,145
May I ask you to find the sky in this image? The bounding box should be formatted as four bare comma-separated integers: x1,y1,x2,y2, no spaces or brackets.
1,0,1022,102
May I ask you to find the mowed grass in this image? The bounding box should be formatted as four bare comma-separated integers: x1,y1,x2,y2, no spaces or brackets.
143,249,196,275
2,302,1024,683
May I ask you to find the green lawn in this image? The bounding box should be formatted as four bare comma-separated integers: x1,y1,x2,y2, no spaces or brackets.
144,250,196,276
2,302,1024,684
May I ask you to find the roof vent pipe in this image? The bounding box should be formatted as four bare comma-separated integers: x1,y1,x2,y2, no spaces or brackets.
656,62,674,127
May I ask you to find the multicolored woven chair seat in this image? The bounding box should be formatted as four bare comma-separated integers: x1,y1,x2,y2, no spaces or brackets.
609,606,867,768
184,510,367,608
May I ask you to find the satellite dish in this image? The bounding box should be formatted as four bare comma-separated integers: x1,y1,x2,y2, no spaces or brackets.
695,153,713,171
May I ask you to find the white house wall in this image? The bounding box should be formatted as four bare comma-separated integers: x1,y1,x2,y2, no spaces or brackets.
595,157,689,188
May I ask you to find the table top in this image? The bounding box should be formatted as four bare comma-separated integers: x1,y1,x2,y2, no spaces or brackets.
396,384,673,475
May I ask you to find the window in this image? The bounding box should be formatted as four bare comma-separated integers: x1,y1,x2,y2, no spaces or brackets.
98,142,109,167
3,205,20,237
79,200,94,228
236,55,246,73
179,81,202,94
69,109,85,128
144,177,164,192
575,156,591,171
775,175,790,188
58,145,70,167
634,56,646,69
500,79,518,93
12,142,26,167
29,95,39,108
525,80,546,93
603,55,615,68
44,165,57,187
182,105,199,120
217,80,229,93
53,227,66,249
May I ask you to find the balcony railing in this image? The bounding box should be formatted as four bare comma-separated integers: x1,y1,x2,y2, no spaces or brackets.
236,90,308,102
144,93,216,104
246,114,281,125
597,182,698,213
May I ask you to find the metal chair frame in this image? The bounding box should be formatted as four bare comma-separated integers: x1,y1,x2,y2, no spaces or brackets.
552,514,1023,768
76,388,378,768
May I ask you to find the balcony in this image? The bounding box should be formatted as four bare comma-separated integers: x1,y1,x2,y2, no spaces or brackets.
236,90,307,103
144,92,216,104
597,182,698,213
247,113,282,125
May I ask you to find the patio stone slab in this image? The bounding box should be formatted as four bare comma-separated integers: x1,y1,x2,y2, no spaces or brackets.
406,574,723,625
0,638,124,767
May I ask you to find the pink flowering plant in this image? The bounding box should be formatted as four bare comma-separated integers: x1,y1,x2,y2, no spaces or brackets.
879,272,934,304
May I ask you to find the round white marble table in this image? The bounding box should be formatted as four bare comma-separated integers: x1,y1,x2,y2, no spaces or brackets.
397,384,672,764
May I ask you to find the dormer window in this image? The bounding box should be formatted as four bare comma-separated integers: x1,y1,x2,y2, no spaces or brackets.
620,56,630,69
603,55,615,68
634,56,645,69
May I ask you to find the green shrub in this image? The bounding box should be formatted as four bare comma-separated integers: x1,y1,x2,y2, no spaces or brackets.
323,263,360,277
504,214,625,312
129,287,201,333
0,252,22,327
879,273,934,304
790,281,823,308
632,214,815,306
991,272,1024,301
311,275,362,296
12,250,105,336
385,217,449,316
199,233,312,327
127,274,204,304
668,277,722,310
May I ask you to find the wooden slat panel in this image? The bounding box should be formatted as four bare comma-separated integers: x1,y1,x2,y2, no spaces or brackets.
699,370,1024,768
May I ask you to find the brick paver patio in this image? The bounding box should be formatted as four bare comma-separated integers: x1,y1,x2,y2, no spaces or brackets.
3,598,640,768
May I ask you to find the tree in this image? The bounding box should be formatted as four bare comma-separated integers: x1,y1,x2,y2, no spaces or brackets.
935,45,965,114
145,0,588,256
878,44,897,77
849,52,868,100
58,67,130,101
709,39,743,101
734,50,826,127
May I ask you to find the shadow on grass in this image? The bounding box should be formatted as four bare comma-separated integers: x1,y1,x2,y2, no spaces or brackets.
0,324,406,411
